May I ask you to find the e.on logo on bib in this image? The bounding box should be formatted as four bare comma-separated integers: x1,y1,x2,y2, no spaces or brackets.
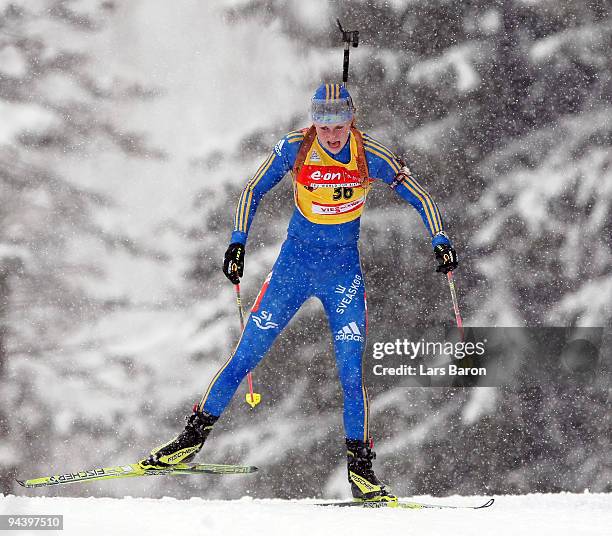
310,170,342,182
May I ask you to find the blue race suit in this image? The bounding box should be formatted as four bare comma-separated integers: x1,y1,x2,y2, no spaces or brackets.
199,128,452,441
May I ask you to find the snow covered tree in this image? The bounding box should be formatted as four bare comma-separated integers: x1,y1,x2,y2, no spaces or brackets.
0,0,160,493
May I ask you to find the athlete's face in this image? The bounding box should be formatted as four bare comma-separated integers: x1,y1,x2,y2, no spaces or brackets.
314,121,352,154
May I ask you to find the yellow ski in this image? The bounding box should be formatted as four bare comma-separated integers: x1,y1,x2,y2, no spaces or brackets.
17,462,258,488
315,498,495,510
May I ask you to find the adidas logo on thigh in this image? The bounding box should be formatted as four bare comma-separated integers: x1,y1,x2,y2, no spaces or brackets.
335,322,364,342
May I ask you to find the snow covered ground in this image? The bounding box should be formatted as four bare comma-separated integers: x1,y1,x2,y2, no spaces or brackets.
1,492,610,536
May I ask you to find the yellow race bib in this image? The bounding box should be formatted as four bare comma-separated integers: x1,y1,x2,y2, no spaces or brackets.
293,135,369,225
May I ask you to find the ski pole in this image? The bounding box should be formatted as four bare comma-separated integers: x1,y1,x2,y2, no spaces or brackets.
446,271,464,341
235,284,261,408
336,19,359,85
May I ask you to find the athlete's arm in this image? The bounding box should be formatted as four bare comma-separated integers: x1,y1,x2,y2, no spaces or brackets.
363,133,451,248
230,131,304,245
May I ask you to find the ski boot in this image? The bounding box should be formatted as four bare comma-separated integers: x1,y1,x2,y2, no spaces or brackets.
139,407,218,469
346,438,397,503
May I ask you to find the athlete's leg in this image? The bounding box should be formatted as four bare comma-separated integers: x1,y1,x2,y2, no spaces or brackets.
199,240,311,416
316,250,396,501
316,248,369,442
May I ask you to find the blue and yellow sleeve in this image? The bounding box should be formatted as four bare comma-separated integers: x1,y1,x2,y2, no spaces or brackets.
231,129,304,245
363,133,451,248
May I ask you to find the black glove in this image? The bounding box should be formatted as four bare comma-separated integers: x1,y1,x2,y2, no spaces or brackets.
434,244,458,274
223,243,245,284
